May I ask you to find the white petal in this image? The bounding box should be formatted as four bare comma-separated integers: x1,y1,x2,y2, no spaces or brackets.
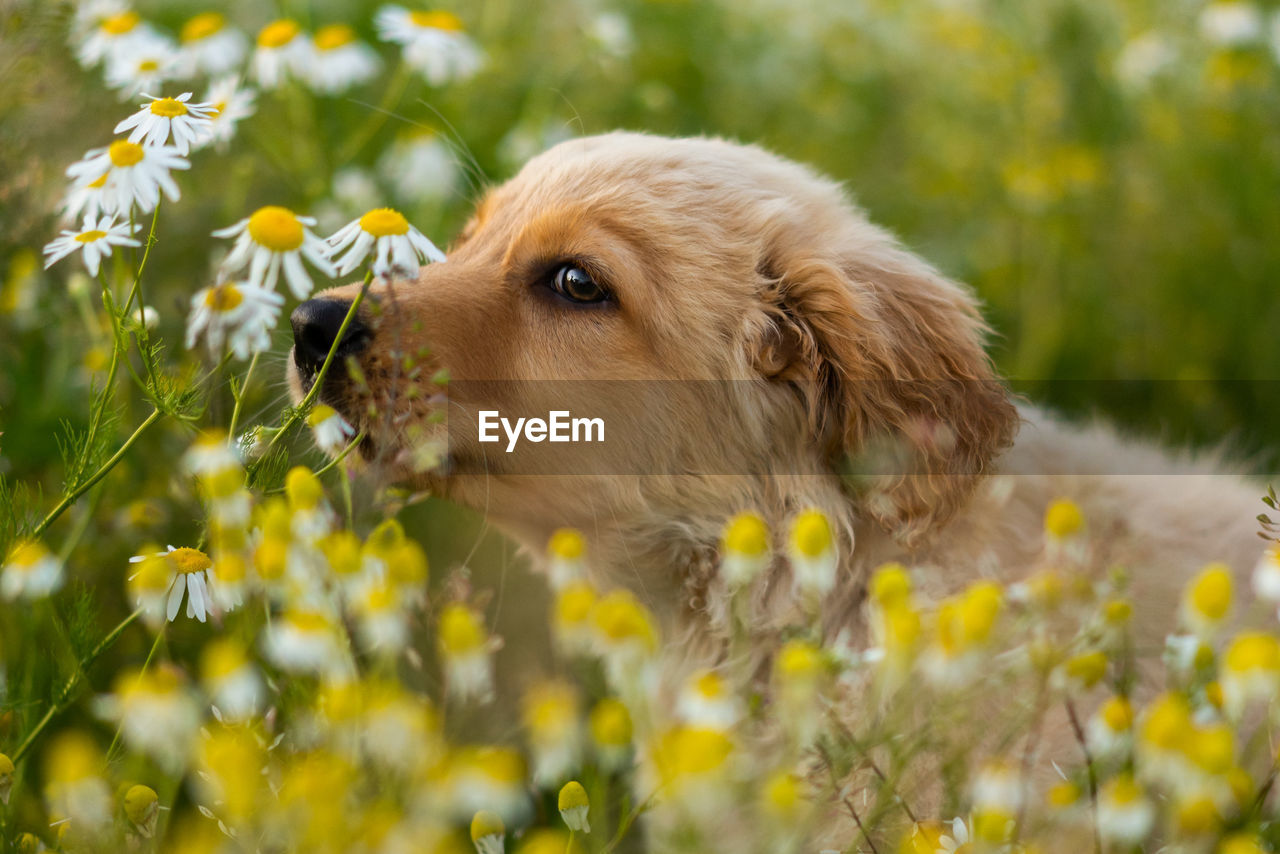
166,574,186,621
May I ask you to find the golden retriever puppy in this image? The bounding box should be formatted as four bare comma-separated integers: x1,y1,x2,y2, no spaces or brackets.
288,132,1265,837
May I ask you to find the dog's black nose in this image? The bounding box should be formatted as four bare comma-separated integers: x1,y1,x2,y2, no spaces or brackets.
290,298,369,375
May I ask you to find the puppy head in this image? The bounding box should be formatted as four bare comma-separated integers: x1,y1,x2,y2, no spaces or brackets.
288,132,1016,546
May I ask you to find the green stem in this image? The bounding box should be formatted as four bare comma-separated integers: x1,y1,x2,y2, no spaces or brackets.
600,792,655,854
253,271,374,469
12,609,142,763
107,630,165,763
227,351,261,441
32,409,163,541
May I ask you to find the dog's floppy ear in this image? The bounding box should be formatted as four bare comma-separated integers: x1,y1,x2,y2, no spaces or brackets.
758,237,1018,543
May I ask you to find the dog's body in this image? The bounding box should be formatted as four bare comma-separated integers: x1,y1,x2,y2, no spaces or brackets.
289,132,1265,838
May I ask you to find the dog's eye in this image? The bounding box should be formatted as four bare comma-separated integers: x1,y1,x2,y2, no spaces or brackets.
551,264,608,304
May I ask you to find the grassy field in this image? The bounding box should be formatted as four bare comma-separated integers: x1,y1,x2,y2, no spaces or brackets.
1,0,1279,851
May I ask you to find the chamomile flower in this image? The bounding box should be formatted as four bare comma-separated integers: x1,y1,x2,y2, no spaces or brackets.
1220,631,1280,717
521,681,582,786
104,35,181,97
66,140,189,216
378,129,459,203
203,76,257,149
0,753,12,805
307,404,356,454
43,732,112,829
648,725,735,813
326,207,445,279
552,581,598,655
307,25,381,94
546,527,586,589
588,697,633,772
787,508,837,599
59,172,111,223
451,747,529,824
1097,775,1154,847
178,12,247,76
42,214,141,278
201,639,264,722
115,92,215,155
438,603,495,703
557,781,590,833
128,545,220,622
76,9,159,68
1252,545,1280,608
252,19,310,89
470,810,505,854
185,280,284,360
354,583,410,653
1181,563,1234,638
212,206,335,298
264,609,348,676
375,7,485,85
677,669,743,730
1,539,65,600
1087,695,1135,759
720,511,770,588
122,784,159,838
1199,2,1263,46
96,666,201,772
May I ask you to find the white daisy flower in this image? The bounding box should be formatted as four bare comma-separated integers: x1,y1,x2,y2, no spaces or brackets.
307,24,381,94
1199,2,1263,46
1252,546,1280,606
66,140,189,216
1096,775,1154,847
76,8,160,68
178,12,248,77
114,92,215,155
127,545,220,622
131,304,159,329
59,171,112,223
676,669,743,730
185,281,285,360
378,130,459,203
307,404,356,454
212,206,335,298
94,666,201,773
203,76,257,149
103,34,181,97
1,540,65,600
1115,32,1175,89
42,214,141,277
787,508,838,600
326,206,445,279
182,430,243,477
374,7,484,86
251,18,311,89
263,610,348,676
71,0,131,40
201,640,264,722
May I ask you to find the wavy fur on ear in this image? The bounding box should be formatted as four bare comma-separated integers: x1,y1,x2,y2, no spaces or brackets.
763,234,1019,543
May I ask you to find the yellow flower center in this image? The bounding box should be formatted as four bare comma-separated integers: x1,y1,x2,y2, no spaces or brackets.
138,59,159,72
1224,632,1280,672
314,24,357,51
8,541,48,568
288,611,332,633
589,698,632,746
1187,563,1233,621
1065,650,1107,688
1101,696,1133,731
257,19,301,49
204,283,244,312
285,466,324,510
871,562,912,607
723,512,768,556
74,230,107,244
359,208,410,237
306,404,338,428
439,604,486,654
558,780,589,811
247,206,305,251
88,173,109,188
548,527,585,560
211,101,227,117
790,509,832,558
1044,498,1084,539
1106,775,1142,805
776,639,823,681
108,140,146,167
202,640,247,680
694,670,726,698
168,547,213,575
149,97,188,118
556,582,596,625
470,810,505,842
181,12,225,43
102,11,140,35
410,10,464,30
